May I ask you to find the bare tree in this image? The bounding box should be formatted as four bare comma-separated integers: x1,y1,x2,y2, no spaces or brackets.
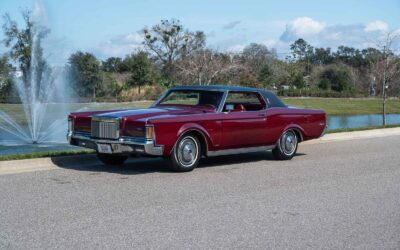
371,31,400,126
176,49,240,85
142,19,205,80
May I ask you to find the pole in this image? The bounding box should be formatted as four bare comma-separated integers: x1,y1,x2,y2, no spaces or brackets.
382,45,388,126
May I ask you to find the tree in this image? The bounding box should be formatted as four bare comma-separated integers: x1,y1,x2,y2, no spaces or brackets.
371,31,400,125
126,51,154,94
102,57,123,72
361,47,382,66
242,43,276,73
318,78,330,90
96,73,122,98
334,46,365,67
290,39,314,75
0,55,14,98
236,70,259,87
290,39,313,60
67,52,101,98
142,19,205,79
2,10,50,91
176,49,240,85
257,64,274,85
312,47,333,65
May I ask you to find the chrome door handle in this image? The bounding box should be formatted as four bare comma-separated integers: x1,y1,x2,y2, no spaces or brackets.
258,113,267,117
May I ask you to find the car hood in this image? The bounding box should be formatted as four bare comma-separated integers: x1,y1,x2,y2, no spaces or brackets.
91,106,211,121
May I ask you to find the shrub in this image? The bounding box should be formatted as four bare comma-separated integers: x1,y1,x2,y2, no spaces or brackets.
278,88,365,98
319,65,352,92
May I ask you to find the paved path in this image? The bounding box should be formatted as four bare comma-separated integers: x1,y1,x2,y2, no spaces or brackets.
0,134,400,249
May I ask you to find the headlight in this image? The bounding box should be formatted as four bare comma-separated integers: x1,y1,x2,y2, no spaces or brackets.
146,125,154,140
68,118,74,132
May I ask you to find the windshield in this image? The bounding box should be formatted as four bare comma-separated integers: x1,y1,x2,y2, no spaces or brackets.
156,90,224,110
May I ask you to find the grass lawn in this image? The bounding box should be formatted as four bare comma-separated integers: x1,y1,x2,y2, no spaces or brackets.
282,97,400,115
0,149,94,161
0,101,153,124
1,98,399,118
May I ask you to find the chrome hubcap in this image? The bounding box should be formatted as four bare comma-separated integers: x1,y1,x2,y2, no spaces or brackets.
281,131,297,155
177,137,198,167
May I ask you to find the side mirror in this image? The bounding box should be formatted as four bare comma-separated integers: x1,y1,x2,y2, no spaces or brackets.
225,104,234,112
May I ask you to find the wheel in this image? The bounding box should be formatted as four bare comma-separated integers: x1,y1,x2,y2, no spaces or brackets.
272,129,298,160
97,153,128,166
168,134,201,172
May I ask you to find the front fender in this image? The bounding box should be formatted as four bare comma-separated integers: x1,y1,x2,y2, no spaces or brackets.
173,123,214,155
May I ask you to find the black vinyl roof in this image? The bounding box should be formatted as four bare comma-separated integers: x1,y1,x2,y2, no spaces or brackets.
169,85,287,108
170,85,261,92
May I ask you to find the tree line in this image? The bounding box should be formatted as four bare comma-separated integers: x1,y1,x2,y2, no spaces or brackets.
0,11,399,102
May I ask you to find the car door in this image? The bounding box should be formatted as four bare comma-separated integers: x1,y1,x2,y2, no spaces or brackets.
220,91,268,149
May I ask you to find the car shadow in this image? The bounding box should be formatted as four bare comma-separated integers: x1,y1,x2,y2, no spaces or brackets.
51,154,171,175
51,152,307,175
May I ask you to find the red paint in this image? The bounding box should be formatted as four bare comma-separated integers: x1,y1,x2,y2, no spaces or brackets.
68,85,327,158
69,105,325,157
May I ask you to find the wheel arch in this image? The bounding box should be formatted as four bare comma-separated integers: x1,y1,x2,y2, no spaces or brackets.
282,124,305,142
171,123,212,156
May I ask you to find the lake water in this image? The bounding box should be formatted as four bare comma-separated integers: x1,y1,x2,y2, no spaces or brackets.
328,114,400,130
1,113,399,156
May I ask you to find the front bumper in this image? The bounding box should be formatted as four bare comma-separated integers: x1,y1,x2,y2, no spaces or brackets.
67,131,164,156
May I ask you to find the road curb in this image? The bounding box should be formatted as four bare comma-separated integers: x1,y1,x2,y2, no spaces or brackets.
0,154,99,176
304,127,400,144
1,127,400,175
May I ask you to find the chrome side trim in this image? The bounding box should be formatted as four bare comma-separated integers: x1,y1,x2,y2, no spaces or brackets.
207,145,276,157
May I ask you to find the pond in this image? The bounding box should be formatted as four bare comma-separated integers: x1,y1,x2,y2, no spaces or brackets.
328,114,400,130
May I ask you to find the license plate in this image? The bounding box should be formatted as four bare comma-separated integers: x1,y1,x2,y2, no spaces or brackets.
98,144,112,154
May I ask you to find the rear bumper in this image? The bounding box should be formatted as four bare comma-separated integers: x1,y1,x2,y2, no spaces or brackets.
67,131,164,156
320,125,328,137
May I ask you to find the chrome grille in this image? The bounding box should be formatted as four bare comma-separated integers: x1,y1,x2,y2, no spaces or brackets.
91,118,119,139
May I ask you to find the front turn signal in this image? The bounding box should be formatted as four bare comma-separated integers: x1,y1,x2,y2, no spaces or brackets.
68,118,74,132
146,125,154,140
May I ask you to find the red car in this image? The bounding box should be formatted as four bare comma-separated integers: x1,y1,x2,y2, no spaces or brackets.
67,85,326,172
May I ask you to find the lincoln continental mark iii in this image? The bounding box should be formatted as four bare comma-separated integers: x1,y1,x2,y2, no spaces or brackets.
67,85,326,172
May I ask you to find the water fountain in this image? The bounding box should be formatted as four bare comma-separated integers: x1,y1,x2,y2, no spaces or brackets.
0,2,74,152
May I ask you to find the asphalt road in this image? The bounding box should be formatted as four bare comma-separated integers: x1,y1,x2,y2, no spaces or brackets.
1,136,400,249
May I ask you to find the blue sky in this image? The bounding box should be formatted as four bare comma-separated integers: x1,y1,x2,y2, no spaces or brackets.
1,0,399,65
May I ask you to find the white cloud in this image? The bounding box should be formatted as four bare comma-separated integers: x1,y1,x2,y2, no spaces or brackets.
280,17,325,41
275,17,399,55
94,32,144,59
365,20,389,32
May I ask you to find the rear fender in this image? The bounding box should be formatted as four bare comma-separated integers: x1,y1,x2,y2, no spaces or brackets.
282,124,306,142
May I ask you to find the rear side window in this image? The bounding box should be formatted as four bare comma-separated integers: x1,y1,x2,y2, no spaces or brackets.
224,92,266,111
